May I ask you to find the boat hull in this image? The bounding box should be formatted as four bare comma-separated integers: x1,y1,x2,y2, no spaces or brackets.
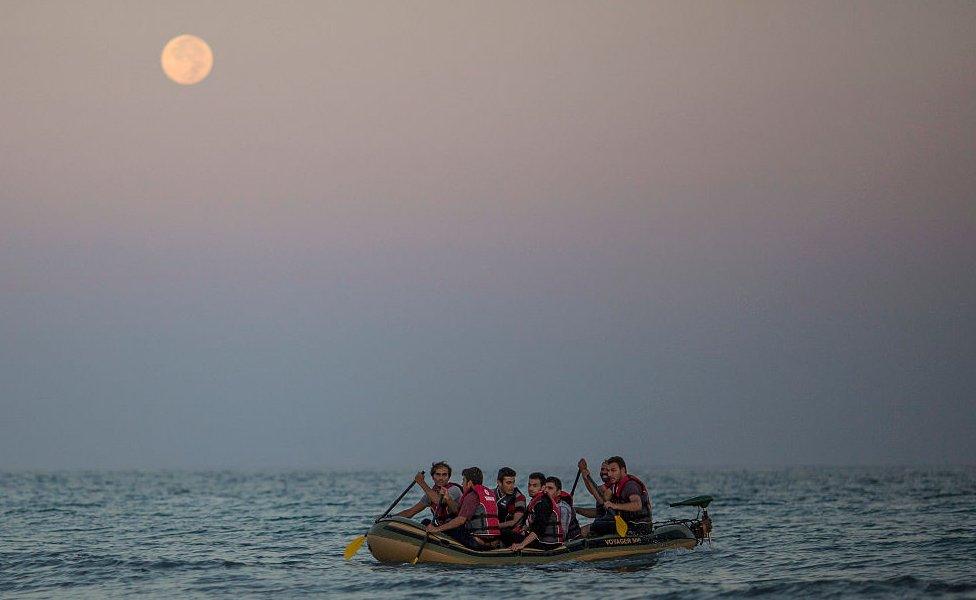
366,517,700,565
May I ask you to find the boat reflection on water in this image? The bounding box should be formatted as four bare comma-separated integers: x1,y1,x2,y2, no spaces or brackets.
594,556,659,573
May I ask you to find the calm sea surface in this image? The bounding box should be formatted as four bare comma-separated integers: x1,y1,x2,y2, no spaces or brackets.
1,467,974,598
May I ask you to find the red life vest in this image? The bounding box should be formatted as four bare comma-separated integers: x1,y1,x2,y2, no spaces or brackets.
523,490,545,515
609,474,651,521
520,491,580,544
514,490,543,535
431,482,462,523
519,491,555,540
462,484,501,537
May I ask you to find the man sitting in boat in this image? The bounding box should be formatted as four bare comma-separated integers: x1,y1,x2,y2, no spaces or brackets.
395,461,462,526
509,476,582,551
588,456,653,536
424,467,501,549
575,458,611,536
494,467,526,545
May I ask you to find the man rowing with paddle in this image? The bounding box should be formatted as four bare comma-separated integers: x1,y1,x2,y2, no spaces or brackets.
575,458,611,536
395,461,462,525
587,455,653,536
575,458,611,518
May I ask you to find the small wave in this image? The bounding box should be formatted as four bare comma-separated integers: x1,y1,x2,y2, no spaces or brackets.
924,490,976,500
727,575,976,597
0,550,249,592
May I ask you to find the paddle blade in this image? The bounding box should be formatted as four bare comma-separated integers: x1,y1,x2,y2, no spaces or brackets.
343,535,366,560
614,515,628,537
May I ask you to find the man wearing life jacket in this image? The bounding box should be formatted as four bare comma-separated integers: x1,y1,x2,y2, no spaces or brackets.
494,467,526,545
589,455,653,536
425,467,501,549
510,476,582,551
512,471,545,533
508,471,545,541
395,461,462,525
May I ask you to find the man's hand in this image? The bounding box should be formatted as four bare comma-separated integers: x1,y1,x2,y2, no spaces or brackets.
439,487,451,500
425,523,438,533
605,502,616,511
509,542,524,551
414,471,426,486
577,458,589,476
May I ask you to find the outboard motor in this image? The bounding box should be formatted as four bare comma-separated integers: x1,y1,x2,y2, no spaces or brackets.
668,495,714,545
701,508,712,540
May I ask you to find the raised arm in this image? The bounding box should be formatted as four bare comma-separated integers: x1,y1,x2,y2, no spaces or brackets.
413,471,440,505
577,458,604,504
440,487,459,515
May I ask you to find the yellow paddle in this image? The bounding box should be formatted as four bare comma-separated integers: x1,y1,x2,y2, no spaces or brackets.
614,514,629,537
344,473,422,560
343,535,366,560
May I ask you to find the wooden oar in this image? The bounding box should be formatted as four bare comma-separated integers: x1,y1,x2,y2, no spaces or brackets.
411,532,431,564
569,468,582,497
343,473,422,559
411,492,448,565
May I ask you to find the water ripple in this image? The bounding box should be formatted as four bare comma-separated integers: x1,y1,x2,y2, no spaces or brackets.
1,468,974,597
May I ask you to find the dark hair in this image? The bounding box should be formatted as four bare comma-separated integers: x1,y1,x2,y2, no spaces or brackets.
497,467,516,481
606,456,627,471
528,471,546,485
431,461,452,477
545,476,562,490
461,467,484,485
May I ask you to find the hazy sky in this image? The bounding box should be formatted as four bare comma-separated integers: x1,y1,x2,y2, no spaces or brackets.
2,1,974,469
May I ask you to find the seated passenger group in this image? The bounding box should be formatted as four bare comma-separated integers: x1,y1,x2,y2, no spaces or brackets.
395,456,652,550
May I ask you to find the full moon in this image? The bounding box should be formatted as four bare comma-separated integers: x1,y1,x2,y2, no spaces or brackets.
161,34,213,85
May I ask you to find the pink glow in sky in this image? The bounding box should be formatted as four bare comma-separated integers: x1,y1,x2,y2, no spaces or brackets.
1,1,974,468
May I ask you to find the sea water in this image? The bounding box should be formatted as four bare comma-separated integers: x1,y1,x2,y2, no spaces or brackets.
1,467,974,598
